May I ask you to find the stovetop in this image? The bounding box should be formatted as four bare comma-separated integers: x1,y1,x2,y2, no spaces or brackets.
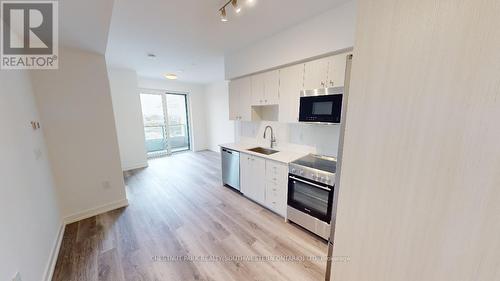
289,154,337,185
291,154,337,174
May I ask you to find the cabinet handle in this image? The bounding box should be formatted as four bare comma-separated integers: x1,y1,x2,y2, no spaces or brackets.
330,80,334,86
321,81,325,87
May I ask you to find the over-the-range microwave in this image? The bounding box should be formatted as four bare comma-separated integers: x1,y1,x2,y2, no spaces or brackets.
298,87,343,124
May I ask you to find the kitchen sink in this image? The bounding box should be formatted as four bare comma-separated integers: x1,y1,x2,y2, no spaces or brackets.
247,147,279,155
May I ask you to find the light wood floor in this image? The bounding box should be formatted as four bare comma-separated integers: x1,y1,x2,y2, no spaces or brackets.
52,151,327,281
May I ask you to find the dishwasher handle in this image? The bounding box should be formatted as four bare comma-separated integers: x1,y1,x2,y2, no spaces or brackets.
222,148,233,154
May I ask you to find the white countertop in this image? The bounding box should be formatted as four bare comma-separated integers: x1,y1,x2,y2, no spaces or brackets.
219,143,308,164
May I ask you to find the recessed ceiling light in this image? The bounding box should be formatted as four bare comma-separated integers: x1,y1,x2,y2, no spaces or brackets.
164,73,178,80
147,53,156,59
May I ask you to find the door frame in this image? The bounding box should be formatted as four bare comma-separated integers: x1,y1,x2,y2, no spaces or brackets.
139,88,193,155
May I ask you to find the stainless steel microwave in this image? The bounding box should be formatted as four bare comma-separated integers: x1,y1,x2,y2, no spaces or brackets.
298,87,343,124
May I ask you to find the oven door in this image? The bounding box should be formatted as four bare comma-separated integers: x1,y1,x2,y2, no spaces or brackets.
288,175,333,222
299,94,343,123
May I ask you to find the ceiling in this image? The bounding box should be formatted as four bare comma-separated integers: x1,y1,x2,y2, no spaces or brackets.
59,0,115,54
105,0,349,84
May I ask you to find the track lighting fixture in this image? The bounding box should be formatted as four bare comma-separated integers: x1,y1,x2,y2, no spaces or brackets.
232,0,241,13
220,7,228,22
219,0,254,21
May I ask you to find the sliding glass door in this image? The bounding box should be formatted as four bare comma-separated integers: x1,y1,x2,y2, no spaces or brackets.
140,91,190,157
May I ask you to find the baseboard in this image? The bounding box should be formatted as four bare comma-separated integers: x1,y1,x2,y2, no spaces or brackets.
123,161,148,171
43,223,65,281
63,198,129,224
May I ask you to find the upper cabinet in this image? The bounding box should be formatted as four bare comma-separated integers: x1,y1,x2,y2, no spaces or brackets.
278,64,304,123
251,70,279,106
303,53,351,89
304,57,329,90
228,51,351,122
228,77,252,121
327,53,349,87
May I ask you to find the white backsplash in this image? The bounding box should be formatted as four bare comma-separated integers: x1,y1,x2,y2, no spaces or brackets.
235,121,340,157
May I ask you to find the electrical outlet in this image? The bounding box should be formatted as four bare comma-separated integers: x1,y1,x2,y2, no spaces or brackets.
13,272,22,281
102,181,111,189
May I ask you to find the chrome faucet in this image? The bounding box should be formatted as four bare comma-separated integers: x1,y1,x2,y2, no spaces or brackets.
263,126,277,149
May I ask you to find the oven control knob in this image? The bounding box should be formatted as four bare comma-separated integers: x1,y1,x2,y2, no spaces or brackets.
299,170,304,175
312,174,317,180
291,168,296,173
319,177,324,182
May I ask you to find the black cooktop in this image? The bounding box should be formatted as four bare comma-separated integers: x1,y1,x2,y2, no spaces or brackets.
292,154,337,174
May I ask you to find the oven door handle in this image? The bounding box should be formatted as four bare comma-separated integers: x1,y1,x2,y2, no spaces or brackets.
289,176,331,191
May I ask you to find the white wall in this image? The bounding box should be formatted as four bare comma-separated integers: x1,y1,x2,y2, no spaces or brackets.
225,0,357,79
204,81,235,152
137,77,208,151
108,68,148,171
0,70,61,281
31,48,127,220
331,0,500,280
237,121,341,157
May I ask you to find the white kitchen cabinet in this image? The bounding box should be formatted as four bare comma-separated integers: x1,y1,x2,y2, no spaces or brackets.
278,64,304,123
228,77,252,121
251,70,279,106
240,153,266,205
264,70,280,105
264,160,288,217
327,53,349,88
241,153,288,217
228,81,239,120
304,57,329,90
251,73,265,105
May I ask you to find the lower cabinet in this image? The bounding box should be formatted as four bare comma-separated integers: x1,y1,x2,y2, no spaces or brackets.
240,153,288,217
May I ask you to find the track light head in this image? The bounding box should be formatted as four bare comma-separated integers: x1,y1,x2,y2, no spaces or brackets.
232,0,241,13
220,7,228,22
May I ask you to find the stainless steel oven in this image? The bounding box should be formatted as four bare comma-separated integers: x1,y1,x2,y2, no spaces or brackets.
299,87,343,124
288,175,333,222
287,154,336,240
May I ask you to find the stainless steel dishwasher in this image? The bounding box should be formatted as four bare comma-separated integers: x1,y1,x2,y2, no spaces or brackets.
221,147,240,191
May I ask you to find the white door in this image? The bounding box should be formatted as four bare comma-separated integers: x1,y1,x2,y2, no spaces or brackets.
328,53,349,87
228,80,240,120
304,57,329,90
251,73,265,106
239,77,252,121
250,156,266,204
264,70,280,105
240,153,252,195
278,64,304,123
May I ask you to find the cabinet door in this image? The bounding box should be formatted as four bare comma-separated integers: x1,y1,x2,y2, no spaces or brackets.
228,80,240,120
250,156,266,204
278,64,304,123
264,70,280,105
304,57,329,90
251,73,265,106
239,77,252,121
240,153,252,195
327,53,349,87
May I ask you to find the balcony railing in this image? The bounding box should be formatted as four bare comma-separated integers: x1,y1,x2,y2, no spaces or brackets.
144,124,189,154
